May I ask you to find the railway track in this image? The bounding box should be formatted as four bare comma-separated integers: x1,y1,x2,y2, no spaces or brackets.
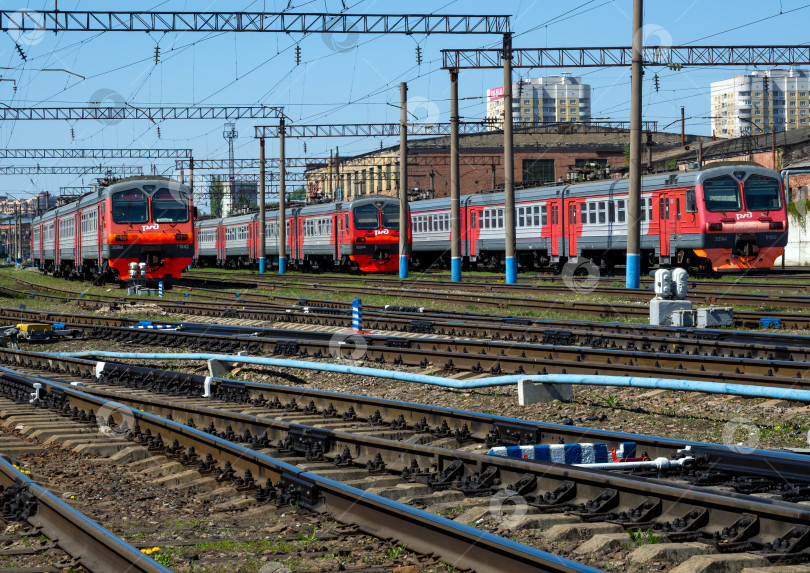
2,351,810,571
0,363,595,573
0,445,170,572
180,272,810,312
1,298,809,388
184,267,810,295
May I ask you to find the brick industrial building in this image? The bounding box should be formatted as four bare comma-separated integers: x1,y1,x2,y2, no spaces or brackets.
304,125,703,202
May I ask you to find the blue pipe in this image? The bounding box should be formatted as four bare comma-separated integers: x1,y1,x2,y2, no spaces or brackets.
258,257,266,274
278,256,286,274
54,351,810,402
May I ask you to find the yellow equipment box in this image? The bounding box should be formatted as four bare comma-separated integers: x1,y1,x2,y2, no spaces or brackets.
16,324,52,332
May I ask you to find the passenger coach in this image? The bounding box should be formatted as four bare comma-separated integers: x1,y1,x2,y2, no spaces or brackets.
409,163,787,273
194,195,408,272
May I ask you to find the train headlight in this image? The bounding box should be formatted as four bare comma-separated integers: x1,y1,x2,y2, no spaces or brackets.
356,237,366,243
707,223,723,232
175,233,189,240
114,234,128,241
769,221,784,230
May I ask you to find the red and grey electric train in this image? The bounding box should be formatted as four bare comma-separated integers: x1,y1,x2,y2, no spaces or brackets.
194,196,407,272
409,163,788,273
31,176,195,283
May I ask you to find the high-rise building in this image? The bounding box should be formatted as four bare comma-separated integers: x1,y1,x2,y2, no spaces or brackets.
711,69,810,138
486,74,591,129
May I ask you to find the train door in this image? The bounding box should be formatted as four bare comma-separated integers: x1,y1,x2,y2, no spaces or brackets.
566,202,578,259
468,210,479,257
658,193,672,262
549,200,561,256
74,211,81,266
333,214,340,262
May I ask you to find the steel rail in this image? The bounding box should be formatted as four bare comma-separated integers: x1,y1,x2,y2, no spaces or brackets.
0,456,170,572
7,368,810,556
5,348,810,491
71,320,810,388
3,280,810,364
0,371,591,573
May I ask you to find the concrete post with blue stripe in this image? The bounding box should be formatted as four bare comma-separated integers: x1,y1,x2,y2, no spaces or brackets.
351,298,362,332
449,68,462,283
158,281,164,297
398,82,409,280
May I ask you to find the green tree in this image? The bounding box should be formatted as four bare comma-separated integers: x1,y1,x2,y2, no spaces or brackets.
209,176,223,217
288,186,306,202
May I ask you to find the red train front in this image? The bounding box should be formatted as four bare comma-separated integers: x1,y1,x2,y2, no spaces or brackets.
106,177,194,281
688,165,787,271
32,176,194,283
341,196,408,272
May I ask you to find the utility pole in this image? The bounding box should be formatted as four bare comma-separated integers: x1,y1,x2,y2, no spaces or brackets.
278,118,287,274
503,32,516,284
15,205,20,263
223,123,237,213
188,157,194,195
259,137,266,273
626,0,643,289
327,151,333,200
680,107,685,147
335,147,341,201
399,82,409,279
449,68,461,282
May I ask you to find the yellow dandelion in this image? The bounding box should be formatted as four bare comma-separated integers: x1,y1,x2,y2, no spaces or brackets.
69,495,75,500
151,547,160,552
144,549,153,555
776,426,781,429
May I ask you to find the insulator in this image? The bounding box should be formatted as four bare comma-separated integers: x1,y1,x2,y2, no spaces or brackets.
295,45,301,65
154,45,160,64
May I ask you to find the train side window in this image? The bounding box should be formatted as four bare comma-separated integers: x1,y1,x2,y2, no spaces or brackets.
533,206,540,226
588,203,596,224
498,209,504,228
580,204,586,225
344,214,349,229
569,204,576,224
665,198,670,220
617,199,626,223
608,201,615,223
676,198,681,220
597,202,606,224
648,198,653,221
541,205,548,226
640,199,646,222
659,198,665,220
686,188,698,212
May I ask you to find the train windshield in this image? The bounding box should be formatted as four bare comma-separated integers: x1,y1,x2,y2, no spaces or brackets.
744,175,782,211
702,175,741,212
353,204,380,229
152,188,189,223
112,189,148,224
381,204,399,229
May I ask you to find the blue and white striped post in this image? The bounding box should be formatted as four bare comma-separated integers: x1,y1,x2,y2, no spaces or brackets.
351,298,362,332
158,281,164,297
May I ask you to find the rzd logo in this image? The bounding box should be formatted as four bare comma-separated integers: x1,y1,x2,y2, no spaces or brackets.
373,229,390,236
141,224,159,231
735,212,753,220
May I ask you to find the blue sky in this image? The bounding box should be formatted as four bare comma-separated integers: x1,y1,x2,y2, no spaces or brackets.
1,0,809,207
